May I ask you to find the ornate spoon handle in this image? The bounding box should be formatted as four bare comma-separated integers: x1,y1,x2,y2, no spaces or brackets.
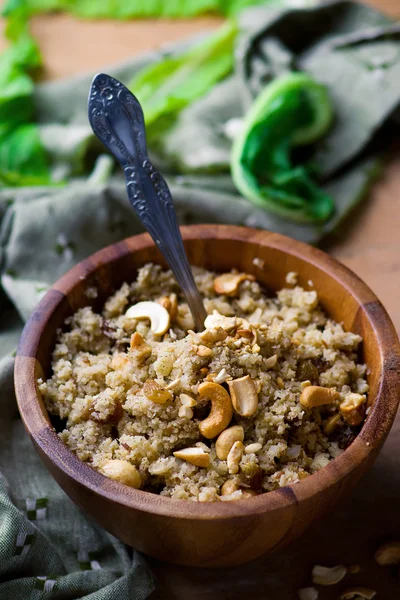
88,73,207,331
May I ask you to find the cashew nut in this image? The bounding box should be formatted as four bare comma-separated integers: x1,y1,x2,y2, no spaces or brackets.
126,301,170,335
244,442,262,454
129,332,152,364
236,328,253,339
178,406,193,419
228,375,258,417
298,587,319,600
180,393,197,407
196,345,213,358
340,588,376,600
276,376,285,390
204,311,239,333
214,368,231,384
199,328,228,343
213,272,255,296
300,386,340,409
227,440,244,474
166,377,181,390
340,393,366,426
157,293,178,321
173,447,210,467
197,382,233,439
324,413,341,436
99,459,141,488
220,479,239,496
143,380,172,404
374,541,400,565
215,425,244,460
265,354,278,369
312,565,347,586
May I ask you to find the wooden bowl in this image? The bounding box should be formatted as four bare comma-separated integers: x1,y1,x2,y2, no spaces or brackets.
15,225,400,567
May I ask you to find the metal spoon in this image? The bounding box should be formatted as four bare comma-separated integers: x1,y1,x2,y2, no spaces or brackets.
88,73,207,331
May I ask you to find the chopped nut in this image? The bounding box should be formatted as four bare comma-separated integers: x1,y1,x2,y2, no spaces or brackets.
143,380,172,404
99,459,141,488
265,354,278,368
252,343,261,354
199,328,228,343
312,564,347,586
374,540,400,565
340,393,366,426
220,479,239,496
157,296,172,314
324,413,341,436
216,425,244,460
198,382,233,439
180,393,197,407
129,332,152,364
298,587,319,600
178,406,193,419
347,565,361,575
237,328,253,339
276,376,285,390
126,301,170,335
214,368,231,384
204,311,239,332
130,331,145,348
340,587,376,599
227,440,244,474
213,272,255,297
166,378,181,390
244,442,262,454
173,447,210,467
301,380,312,390
199,367,209,376
285,271,298,286
196,345,213,358
252,257,265,269
228,375,258,417
157,293,178,321
300,386,340,409
241,489,258,498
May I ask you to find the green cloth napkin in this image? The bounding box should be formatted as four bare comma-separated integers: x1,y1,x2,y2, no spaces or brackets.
1,2,400,597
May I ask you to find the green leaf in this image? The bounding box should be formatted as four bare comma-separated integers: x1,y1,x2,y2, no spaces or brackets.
129,20,238,134
231,72,334,223
0,124,51,186
2,0,281,19
0,4,51,187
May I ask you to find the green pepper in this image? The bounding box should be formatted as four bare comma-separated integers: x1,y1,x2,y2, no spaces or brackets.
231,73,334,223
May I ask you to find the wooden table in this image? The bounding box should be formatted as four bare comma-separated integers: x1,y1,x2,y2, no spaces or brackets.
1,2,400,598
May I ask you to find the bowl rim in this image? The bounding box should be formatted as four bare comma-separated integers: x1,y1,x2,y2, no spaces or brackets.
14,224,400,520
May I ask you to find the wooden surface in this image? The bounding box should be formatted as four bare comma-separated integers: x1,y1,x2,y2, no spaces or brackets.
3,1,400,596
15,226,400,570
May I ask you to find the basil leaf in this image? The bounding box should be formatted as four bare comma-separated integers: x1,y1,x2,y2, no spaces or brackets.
231,73,334,223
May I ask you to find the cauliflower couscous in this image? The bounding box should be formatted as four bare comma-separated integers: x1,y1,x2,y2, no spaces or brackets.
39,263,369,501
